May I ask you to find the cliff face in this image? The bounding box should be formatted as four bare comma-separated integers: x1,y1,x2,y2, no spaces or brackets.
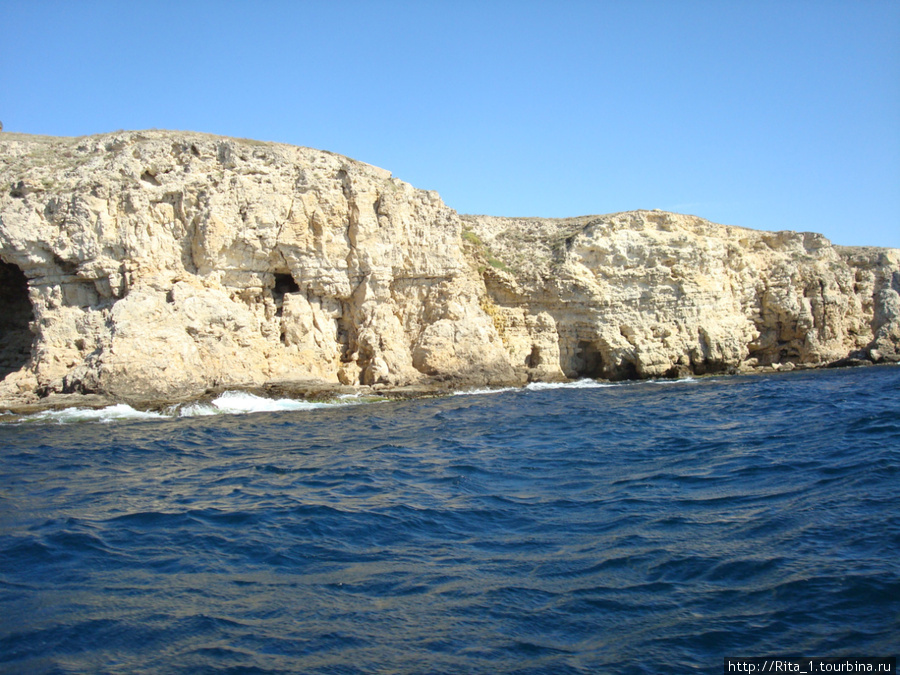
0,131,898,408
466,214,899,381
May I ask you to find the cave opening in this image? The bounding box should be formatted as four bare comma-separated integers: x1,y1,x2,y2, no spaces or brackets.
272,272,300,319
571,339,640,381
574,340,604,378
0,261,35,380
273,273,300,299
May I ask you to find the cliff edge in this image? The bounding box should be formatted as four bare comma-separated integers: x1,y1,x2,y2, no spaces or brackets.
1,131,898,409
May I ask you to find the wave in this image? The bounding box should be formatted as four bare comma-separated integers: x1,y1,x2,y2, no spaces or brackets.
453,386,520,397
177,391,337,417
522,376,695,392
449,376,701,398
15,403,167,425
525,379,618,391
648,376,698,385
6,391,366,425
454,379,618,398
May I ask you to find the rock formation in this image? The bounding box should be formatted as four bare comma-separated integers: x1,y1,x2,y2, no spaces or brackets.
1,130,898,410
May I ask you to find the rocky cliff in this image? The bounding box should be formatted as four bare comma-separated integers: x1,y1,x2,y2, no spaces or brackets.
1,130,898,409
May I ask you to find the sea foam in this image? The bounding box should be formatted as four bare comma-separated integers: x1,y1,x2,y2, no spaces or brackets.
7,391,357,425
179,391,335,417
18,403,167,425
453,379,616,397
524,378,617,391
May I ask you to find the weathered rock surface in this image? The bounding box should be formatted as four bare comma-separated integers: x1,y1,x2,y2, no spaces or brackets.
465,213,900,381
0,130,897,409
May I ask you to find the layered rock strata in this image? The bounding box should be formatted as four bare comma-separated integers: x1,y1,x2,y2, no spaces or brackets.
0,131,897,409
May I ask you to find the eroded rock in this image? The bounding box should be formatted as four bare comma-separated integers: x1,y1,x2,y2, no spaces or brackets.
0,131,897,408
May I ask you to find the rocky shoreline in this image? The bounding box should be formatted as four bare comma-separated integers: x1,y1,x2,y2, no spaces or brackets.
1,130,898,412
3,360,895,420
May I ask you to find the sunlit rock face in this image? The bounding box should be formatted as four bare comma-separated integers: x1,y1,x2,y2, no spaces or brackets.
1,131,897,406
465,212,900,381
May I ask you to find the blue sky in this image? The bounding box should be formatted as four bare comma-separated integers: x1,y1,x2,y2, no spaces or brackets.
2,0,898,247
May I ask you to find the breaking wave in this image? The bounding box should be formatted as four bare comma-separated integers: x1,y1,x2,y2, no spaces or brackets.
454,376,699,398
177,391,339,417
525,378,618,390
11,403,167,425
4,390,368,425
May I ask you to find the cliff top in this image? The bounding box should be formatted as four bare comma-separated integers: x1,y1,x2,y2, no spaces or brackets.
3,130,896,275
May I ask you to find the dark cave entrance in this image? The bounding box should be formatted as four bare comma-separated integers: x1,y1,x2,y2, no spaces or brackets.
574,340,604,378
272,272,300,320
0,261,35,380
572,339,638,381
273,273,300,298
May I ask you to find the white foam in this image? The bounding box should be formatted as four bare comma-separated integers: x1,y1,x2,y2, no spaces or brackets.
19,404,167,424
453,379,619,397
525,379,616,391
4,390,372,425
453,386,519,397
648,376,698,385
179,391,333,416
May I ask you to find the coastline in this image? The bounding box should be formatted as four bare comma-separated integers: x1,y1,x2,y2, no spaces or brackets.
3,132,898,409
2,359,895,422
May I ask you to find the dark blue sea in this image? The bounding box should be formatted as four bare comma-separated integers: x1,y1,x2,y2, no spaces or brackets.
1,366,898,674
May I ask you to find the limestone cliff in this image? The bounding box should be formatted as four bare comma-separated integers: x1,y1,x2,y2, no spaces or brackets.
0,131,897,409
464,213,899,380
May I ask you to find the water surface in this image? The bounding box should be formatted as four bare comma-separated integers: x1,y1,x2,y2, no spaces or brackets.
1,367,898,673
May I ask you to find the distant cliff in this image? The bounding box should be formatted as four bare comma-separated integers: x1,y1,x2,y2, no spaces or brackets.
1,131,898,409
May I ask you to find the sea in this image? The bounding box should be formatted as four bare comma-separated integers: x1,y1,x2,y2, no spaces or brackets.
1,365,898,674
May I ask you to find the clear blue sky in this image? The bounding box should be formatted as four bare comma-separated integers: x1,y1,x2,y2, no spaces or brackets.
2,0,898,247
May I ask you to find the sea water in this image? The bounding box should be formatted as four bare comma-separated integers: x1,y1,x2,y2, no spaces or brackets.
1,366,898,674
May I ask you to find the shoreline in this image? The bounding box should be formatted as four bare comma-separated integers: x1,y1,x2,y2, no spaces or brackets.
2,359,896,422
